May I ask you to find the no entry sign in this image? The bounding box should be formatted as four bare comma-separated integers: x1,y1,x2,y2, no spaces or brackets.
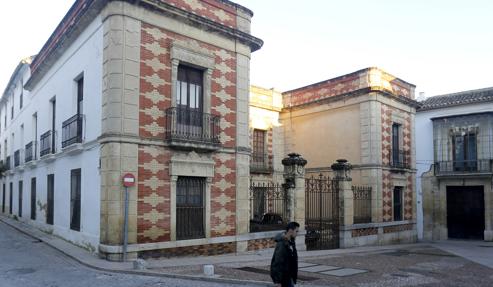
122,173,136,187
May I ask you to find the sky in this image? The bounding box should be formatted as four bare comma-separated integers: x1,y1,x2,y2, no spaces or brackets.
1,0,492,98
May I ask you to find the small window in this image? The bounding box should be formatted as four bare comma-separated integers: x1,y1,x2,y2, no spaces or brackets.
393,186,403,221
70,169,81,231
176,177,205,240
18,181,23,217
30,178,36,220
47,174,54,225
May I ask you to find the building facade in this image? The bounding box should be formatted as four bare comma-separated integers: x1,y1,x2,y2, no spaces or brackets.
280,67,419,246
0,0,262,260
417,88,493,242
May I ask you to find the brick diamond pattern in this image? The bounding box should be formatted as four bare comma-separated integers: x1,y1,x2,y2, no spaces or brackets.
138,22,238,241
140,23,237,148
167,0,237,28
211,153,236,237
381,104,413,222
137,146,171,243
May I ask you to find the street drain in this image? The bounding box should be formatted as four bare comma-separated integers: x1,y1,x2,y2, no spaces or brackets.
236,267,317,281
32,239,42,243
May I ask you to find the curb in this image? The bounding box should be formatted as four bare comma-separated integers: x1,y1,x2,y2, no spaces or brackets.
0,216,272,286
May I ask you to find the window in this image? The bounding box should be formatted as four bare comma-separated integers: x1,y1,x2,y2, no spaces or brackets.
70,169,81,231
20,81,23,109
33,114,38,158
176,65,203,127
2,184,5,213
47,174,54,225
176,177,205,240
18,181,23,217
9,182,13,214
30,178,36,220
51,99,56,153
393,186,403,221
77,77,84,115
453,133,477,171
11,105,14,120
391,123,400,165
252,129,266,164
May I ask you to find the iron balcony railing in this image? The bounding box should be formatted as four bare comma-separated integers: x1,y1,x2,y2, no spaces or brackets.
250,153,272,173
165,107,220,147
435,159,493,175
62,114,83,148
25,141,35,163
5,156,11,171
40,130,53,157
389,149,411,169
14,150,20,167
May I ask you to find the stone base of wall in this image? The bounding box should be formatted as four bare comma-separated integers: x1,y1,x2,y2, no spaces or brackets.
138,242,236,259
341,221,417,248
247,237,275,251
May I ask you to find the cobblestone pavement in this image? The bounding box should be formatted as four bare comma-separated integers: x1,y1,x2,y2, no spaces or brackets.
158,245,493,287
0,222,261,287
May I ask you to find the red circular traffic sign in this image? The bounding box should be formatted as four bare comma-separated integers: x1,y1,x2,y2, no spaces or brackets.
122,173,136,187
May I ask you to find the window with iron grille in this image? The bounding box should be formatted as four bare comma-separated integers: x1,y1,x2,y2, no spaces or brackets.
252,129,266,164
176,177,205,240
393,186,403,221
70,169,81,231
392,123,400,164
30,178,36,220
452,132,477,171
47,174,54,225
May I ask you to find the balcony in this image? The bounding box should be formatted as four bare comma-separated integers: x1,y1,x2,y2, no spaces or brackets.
14,150,20,167
62,114,83,148
250,153,272,173
165,107,220,151
435,159,493,176
25,141,35,163
40,130,54,157
389,149,411,170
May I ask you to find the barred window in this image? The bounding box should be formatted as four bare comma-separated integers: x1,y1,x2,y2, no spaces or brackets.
176,177,205,240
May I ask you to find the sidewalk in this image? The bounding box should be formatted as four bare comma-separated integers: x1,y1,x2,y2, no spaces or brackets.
5,214,478,286
431,240,493,269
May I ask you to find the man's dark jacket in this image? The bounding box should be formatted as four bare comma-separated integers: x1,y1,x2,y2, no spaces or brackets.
270,232,298,286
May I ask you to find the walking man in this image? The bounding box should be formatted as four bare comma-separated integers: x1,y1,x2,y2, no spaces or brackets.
270,221,300,287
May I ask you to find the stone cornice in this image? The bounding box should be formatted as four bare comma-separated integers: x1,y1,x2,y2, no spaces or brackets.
282,87,421,112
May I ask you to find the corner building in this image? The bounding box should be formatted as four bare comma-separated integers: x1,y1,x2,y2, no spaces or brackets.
0,0,262,260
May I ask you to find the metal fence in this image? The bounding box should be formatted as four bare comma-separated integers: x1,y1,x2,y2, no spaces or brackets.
249,181,288,233
305,174,340,250
352,186,372,224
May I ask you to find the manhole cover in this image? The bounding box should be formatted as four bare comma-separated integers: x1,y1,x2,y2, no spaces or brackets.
7,268,36,275
236,267,317,281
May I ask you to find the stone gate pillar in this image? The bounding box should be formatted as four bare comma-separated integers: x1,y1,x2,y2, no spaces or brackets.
331,159,354,248
282,153,307,250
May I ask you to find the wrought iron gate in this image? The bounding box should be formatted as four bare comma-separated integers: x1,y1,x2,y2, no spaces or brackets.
305,174,340,250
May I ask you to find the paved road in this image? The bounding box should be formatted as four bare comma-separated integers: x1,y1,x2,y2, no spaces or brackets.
0,221,260,287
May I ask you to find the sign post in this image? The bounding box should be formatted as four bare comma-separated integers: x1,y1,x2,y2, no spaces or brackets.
122,173,135,262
